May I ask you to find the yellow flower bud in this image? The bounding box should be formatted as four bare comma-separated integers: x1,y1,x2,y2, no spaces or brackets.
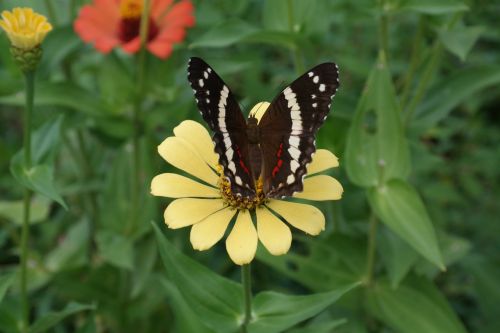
0,8,52,50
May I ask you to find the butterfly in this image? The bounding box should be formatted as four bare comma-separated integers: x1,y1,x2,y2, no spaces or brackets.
187,57,339,199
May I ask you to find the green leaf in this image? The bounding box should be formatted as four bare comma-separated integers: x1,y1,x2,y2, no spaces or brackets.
368,179,444,269
0,82,107,117
98,55,134,112
288,319,347,333
242,30,299,50
190,19,258,48
30,115,64,164
40,25,82,74
378,228,419,288
345,55,410,187
160,279,216,333
0,274,15,304
248,284,358,333
46,220,89,271
9,116,67,208
10,163,68,209
262,0,322,33
29,302,95,333
439,26,483,61
153,222,243,333
96,231,134,270
0,197,50,226
399,0,468,15
412,65,500,130
257,235,363,291
366,279,468,333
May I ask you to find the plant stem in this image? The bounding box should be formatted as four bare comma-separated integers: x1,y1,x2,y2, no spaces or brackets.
76,130,99,254
399,17,424,110
378,8,389,60
364,214,378,286
287,0,304,74
403,13,462,126
128,0,151,234
20,70,35,333
403,41,442,126
241,264,252,333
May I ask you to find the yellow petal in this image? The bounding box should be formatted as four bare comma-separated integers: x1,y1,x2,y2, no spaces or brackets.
307,149,339,175
164,198,226,229
249,102,270,123
294,175,343,201
158,136,218,186
0,8,52,49
226,210,257,265
151,173,219,198
190,208,237,250
173,120,219,168
266,200,325,235
256,207,292,255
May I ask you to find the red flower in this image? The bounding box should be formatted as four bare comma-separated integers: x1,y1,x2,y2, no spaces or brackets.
74,0,194,59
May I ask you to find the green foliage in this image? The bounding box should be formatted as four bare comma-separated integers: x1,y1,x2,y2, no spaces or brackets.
1,0,499,332
154,223,357,333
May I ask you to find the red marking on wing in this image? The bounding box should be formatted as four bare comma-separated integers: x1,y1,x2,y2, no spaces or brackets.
235,146,250,175
272,159,283,177
276,143,284,157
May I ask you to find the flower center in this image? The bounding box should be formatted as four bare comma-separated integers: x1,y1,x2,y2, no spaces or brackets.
118,0,159,43
216,166,267,210
120,0,143,19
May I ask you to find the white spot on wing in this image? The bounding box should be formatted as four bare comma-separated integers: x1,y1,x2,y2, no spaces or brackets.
226,149,234,161
198,79,204,87
223,132,231,144
287,174,295,184
228,161,236,173
235,176,243,185
291,120,303,131
288,146,301,160
203,71,209,79
312,102,317,108
290,160,300,172
319,84,325,92
313,75,319,84
284,86,302,135
308,71,314,77
289,136,300,147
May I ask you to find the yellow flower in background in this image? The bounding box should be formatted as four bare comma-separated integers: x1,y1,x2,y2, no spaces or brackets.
151,103,343,265
0,8,52,50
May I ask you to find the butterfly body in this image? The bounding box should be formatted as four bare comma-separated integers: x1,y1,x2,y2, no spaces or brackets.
188,57,339,199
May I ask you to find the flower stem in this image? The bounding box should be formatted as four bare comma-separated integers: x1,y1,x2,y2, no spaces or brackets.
241,264,252,333
364,214,378,286
287,0,304,74
20,70,35,333
128,0,151,234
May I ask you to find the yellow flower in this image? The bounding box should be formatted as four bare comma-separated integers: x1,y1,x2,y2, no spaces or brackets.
151,103,343,265
0,8,52,50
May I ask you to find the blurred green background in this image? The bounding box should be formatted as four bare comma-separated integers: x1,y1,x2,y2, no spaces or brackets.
1,0,499,332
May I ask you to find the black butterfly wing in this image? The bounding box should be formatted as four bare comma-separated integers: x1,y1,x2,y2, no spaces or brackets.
259,63,340,198
187,57,255,197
